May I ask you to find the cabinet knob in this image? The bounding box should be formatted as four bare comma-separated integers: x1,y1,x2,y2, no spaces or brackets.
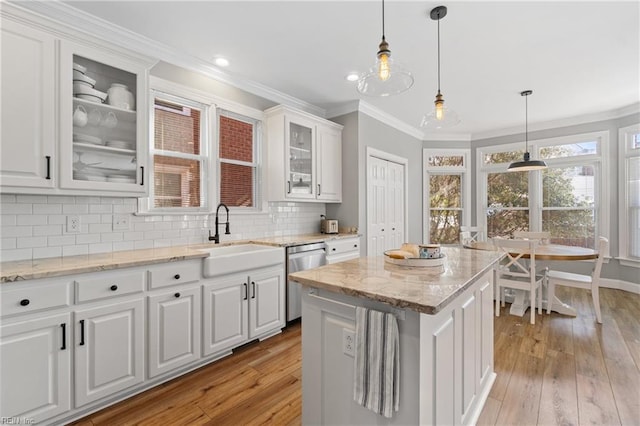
354,244,358,248
174,292,180,298
381,229,385,232
110,285,118,291
332,248,336,251
392,228,396,231
19,299,30,307
174,274,181,280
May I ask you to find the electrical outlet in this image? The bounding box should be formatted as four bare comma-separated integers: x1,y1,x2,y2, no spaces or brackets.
343,329,355,357
66,215,80,233
112,214,130,231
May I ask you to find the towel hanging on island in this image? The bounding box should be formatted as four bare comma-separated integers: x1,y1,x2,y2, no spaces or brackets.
353,306,400,418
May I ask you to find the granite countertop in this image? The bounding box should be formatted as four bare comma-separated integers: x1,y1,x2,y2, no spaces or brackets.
288,247,504,315
0,233,360,283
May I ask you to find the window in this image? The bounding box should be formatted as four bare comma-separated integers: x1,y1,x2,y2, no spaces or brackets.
619,124,640,265
424,150,470,244
218,110,260,208
478,132,608,249
149,93,208,210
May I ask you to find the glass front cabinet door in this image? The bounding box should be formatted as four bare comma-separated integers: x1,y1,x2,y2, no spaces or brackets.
59,41,152,195
286,117,316,199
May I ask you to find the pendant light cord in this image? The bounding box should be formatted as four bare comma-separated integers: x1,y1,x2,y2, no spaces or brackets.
525,94,529,151
437,12,441,93
381,0,385,39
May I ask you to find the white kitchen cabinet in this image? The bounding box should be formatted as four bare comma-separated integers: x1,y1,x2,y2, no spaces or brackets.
202,275,248,356
0,18,56,190
203,265,285,356
266,105,343,203
147,285,201,378
0,312,71,422
59,40,150,195
325,236,361,264
74,298,144,407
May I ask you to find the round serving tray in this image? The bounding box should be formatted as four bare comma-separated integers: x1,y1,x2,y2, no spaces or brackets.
383,251,446,268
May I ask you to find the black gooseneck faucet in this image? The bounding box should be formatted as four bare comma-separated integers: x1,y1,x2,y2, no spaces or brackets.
208,203,230,244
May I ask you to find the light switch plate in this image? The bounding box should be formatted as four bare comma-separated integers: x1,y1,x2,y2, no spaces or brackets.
112,214,130,231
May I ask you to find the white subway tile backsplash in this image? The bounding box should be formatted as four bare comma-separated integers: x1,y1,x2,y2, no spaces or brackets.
17,236,47,249
1,197,325,261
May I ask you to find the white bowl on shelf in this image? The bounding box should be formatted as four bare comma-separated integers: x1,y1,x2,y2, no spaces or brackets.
74,84,107,101
73,132,102,145
75,93,104,104
73,70,96,85
73,63,87,74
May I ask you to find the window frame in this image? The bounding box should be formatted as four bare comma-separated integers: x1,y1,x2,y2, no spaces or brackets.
476,131,609,253
618,123,640,267
423,149,471,244
139,77,266,215
216,109,263,212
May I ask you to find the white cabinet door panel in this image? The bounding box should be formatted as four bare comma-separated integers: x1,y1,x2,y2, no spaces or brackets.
0,313,71,421
249,268,285,338
74,299,143,407
317,125,342,202
148,286,201,378
0,19,55,189
203,276,248,356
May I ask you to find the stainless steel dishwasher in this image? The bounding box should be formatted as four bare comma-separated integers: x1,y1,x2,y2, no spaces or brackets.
287,242,326,321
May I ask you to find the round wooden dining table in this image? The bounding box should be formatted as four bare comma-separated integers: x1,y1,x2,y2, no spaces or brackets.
464,240,599,317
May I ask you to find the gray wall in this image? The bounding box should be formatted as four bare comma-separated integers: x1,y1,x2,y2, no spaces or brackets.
472,112,640,284
327,112,423,254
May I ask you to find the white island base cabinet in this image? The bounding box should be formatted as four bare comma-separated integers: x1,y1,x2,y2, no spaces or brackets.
301,269,495,425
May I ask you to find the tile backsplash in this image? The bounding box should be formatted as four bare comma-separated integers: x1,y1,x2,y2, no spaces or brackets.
0,194,325,262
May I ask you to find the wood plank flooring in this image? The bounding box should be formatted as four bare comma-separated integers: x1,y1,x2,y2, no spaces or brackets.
72,288,639,426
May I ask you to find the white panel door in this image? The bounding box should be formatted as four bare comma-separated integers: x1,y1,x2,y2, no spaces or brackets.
316,124,342,202
249,268,285,338
0,19,56,189
387,161,405,251
74,299,144,407
202,276,248,356
0,313,71,422
367,156,388,256
148,286,201,378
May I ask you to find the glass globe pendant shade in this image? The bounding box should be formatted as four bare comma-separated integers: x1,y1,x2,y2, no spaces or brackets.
357,38,414,97
421,92,460,129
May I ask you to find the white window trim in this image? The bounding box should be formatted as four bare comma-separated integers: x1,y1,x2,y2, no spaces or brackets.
476,131,609,253
618,123,640,267
423,148,471,244
138,76,266,215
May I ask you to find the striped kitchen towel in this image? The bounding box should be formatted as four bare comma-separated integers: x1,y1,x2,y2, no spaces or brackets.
353,306,400,418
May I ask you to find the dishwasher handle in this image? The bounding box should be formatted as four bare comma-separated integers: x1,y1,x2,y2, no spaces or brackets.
288,248,326,261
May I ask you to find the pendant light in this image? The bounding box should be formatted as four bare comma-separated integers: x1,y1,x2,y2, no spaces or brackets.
507,90,548,172
421,6,460,129
357,0,414,96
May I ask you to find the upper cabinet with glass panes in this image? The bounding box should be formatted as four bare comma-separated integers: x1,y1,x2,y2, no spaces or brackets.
58,40,154,195
265,105,343,203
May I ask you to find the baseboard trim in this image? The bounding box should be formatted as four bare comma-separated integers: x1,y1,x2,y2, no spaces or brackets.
600,278,640,294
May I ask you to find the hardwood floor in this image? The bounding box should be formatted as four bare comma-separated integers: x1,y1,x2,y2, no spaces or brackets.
72,288,639,426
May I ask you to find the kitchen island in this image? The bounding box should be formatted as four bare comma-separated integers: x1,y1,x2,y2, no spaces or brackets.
289,247,503,425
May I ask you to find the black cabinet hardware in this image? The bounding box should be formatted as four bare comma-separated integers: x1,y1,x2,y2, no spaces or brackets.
174,292,180,298
287,180,291,194
332,248,336,251
45,156,51,180
317,184,321,196
354,244,358,248
110,285,118,291
174,274,180,280
140,166,144,185
19,299,29,307
243,283,248,300
79,320,85,346
251,281,256,299
60,323,66,350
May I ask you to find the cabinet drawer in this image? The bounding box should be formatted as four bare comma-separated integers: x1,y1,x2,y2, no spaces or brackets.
325,237,360,256
76,269,145,303
148,260,200,289
1,279,71,317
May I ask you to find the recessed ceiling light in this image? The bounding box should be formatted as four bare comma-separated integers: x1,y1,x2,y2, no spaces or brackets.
214,57,229,67
345,72,359,82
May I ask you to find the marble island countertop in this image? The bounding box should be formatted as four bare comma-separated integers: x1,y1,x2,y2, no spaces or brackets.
0,233,359,283
289,247,504,315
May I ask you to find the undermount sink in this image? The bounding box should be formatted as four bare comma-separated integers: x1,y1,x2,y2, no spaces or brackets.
201,244,284,277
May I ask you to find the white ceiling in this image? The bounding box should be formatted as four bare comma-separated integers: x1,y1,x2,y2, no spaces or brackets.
59,0,639,139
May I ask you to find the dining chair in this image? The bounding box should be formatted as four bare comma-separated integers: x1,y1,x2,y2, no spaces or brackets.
460,226,484,244
546,237,608,323
494,238,544,324
513,231,551,243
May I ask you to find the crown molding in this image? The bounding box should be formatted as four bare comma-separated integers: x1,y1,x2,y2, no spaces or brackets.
472,102,640,141
13,0,326,118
